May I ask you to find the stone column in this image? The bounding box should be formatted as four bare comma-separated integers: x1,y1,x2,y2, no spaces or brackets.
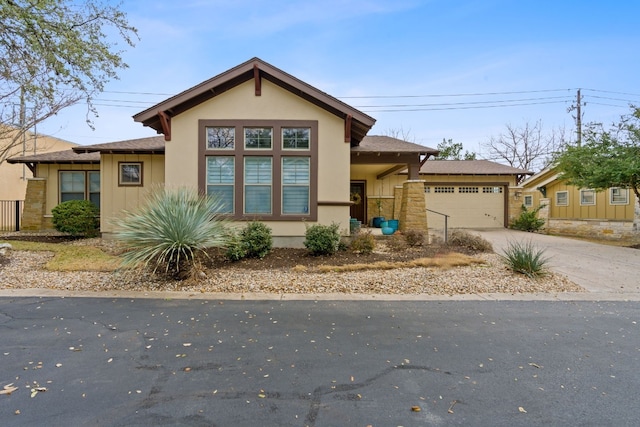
21,178,47,231
399,180,428,232
538,198,550,233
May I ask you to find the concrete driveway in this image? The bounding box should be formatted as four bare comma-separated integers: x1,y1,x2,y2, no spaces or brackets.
476,229,640,295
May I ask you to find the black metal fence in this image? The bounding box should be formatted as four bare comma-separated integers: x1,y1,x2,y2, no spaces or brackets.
0,200,24,232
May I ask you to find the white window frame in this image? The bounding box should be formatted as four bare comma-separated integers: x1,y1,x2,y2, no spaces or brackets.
206,156,235,214
580,189,596,206
244,157,273,215
556,191,568,206
282,157,310,215
282,127,310,150
610,188,629,205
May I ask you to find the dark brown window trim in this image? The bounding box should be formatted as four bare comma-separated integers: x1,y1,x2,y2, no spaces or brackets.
118,162,144,187
199,119,318,221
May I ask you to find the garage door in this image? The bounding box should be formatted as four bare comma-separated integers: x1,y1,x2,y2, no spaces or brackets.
425,185,505,229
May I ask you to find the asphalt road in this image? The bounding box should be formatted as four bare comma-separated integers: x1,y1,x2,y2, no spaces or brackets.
1,297,639,426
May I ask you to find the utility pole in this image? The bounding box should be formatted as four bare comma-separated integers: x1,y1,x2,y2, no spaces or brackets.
20,86,26,179
576,89,582,146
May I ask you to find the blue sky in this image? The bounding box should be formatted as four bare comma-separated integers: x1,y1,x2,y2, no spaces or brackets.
38,0,640,157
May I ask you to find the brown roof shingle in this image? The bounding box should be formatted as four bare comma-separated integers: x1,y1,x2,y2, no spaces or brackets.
7,149,99,164
353,135,438,154
73,136,165,154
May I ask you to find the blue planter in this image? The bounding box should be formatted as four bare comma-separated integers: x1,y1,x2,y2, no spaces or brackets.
372,217,385,228
381,226,395,235
387,219,399,231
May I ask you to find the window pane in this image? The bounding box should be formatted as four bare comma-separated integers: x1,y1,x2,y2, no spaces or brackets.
580,189,595,205
556,192,568,206
245,186,271,214
282,128,310,149
245,128,272,149
283,186,309,214
611,188,628,204
207,157,234,184
245,157,272,184
207,127,235,149
120,163,141,184
61,192,85,203
89,192,101,208
282,157,309,184
60,171,85,192
207,186,234,213
88,172,100,192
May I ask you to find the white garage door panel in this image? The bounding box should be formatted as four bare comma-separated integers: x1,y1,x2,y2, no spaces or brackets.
425,186,504,228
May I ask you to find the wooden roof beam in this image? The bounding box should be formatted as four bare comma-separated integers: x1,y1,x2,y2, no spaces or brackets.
254,64,261,96
158,110,171,141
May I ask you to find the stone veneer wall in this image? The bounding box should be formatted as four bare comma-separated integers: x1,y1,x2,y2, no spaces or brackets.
399,180,428,232
546,219,638,242
21,178,47,231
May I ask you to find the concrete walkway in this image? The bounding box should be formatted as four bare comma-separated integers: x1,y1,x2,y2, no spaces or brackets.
475,229,640,295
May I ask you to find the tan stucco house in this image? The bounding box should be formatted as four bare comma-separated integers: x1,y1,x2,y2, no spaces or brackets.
517,167,639,241
8,58,532,244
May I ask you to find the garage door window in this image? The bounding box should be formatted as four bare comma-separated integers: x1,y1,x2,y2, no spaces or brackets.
435,186,454,193
459,187,478,193
483,187,502,193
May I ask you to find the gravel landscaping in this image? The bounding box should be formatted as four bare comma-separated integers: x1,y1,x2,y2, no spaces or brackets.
0,234,584,296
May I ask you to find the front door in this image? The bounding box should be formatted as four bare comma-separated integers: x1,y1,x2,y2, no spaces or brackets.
350,181,366,223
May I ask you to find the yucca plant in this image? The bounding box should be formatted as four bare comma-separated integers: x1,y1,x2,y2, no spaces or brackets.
499,240,549,278
113,186,229,280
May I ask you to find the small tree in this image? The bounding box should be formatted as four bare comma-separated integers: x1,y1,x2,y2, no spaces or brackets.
554,106,640,210
436,138,477,160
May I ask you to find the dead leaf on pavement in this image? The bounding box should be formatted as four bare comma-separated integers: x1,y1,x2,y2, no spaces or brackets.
1,384,19,395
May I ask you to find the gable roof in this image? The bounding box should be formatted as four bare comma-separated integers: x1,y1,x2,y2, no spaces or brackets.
72,136,165,154
353,135,438,155
420,159,532,176
133,57,376,144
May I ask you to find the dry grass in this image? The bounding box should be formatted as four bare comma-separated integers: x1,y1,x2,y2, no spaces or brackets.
314,252,484,273
3,240,120,272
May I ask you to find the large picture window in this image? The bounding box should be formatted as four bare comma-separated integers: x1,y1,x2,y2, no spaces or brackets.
199,120,318,220
59,171,100,208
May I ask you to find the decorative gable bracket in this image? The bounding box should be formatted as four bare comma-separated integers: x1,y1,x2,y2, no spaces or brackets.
158,110,171,141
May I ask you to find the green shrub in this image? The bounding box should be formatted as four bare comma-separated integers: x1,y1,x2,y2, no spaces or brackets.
304,223,341,256
447,230,493,253
404,229,425,247
511,204,546,232
240,221,272,259
499,240,549,278
51,200,100,237
350,229,376,254
224,230,247,262
113,187,229,280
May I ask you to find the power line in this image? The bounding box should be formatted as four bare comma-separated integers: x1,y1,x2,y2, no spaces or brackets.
355,95,572,109
582,88,640,98
339,88,573,99
359,100,571,113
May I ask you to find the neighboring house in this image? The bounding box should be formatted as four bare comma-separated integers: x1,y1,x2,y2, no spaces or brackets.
7,57,534,244
0,128,77,201
518,167,639,240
